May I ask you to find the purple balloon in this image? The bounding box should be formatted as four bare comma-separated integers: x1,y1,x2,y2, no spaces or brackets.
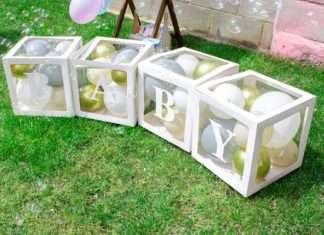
69,0,102,24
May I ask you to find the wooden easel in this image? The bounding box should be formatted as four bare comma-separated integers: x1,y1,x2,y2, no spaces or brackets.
113,0,183,46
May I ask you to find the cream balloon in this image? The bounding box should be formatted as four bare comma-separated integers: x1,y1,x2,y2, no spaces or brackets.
103,82,127,117
210,83,245,119
173,88,188,113
269,141,298,167
164,112,186,140
46,87,66,110
251,91,301,148
233,122,273,148
175,53,199,77
86,58,112,85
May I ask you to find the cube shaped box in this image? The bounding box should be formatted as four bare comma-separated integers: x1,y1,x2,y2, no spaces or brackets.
138,47,239,152
70,37,153,126
192,71,316,197
2,36,82,117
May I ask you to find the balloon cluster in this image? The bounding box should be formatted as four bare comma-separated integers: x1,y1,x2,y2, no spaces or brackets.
69,0,112,24
12,39,73,111
200,79,301,180
79,41,140,117
144,53,226,140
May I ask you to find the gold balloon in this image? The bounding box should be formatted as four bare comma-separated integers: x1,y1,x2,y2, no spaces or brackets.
233,148,271,180
242,86,261,110
193,60,224,79
269,141,298,167
79,84,104,112
111,70,127,85
164,112,186,140
11,64,35,78
89,42,116,60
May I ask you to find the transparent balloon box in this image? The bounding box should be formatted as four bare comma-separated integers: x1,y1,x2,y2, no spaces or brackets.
138,47,239,152
192,71,316,197
70,37,153,126
2,36,82,117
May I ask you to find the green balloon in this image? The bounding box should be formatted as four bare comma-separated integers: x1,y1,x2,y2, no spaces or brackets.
242,86,261,110
193,60,223,79
11,64,35,78
90,42,116,60
233,148,270,180
111,70,127,85
79,84,104,112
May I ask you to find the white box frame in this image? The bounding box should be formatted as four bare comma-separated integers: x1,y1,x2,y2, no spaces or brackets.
2,36,82,117
138,47,240,152
70,37,153,127
192,70,316,197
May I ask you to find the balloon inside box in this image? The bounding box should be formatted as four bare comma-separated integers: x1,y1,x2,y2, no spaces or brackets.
70,37,153,126
191,70,316,197
2,36,82,117
138,47,240,152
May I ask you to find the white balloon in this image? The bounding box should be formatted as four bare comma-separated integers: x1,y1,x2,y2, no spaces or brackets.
175,53,199,77
112,48,138,64
104,82,127,117
55,41,72,55
24,39,50,56
210,83,245,119
173,87,188,113
16,72,52,109
87,58,112,85
251,91,301,148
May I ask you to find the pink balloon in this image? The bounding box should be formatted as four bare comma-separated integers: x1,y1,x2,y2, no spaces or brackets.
69,0,102,24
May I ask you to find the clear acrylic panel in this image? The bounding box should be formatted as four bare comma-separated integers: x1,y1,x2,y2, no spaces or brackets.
143,74,187,141
151,52,227,80
12,63,67,112
14,38,74,57
76,66,128,118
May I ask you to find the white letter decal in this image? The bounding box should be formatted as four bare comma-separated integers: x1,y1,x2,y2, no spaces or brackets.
154,87,175,122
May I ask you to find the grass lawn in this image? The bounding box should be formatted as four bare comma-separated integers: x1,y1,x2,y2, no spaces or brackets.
0,0,323,234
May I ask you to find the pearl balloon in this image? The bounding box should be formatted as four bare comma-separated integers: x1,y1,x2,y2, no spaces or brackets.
104,82,127,117
233,122,273,148
269,141,298,167
210,83,245,119
39,64,63,87
233,148,270,180
69,0,102,24
200,119,238,162
90,42,116,60
251,91,301,148
11,64,35,78
79,84,104,112
242,86,261,110
46,87,66,110
87,59,112,85
193,60,223,79
175,54,199,77
16,72,52,109
145,76,175,102
55,41,72,55
24,39,50,56
112,48,139,64
173,88,188,113
164,112,186,140
155,58,185,75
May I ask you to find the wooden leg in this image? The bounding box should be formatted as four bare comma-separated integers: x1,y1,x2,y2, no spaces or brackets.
167,0,183,46
128,0,142,34
153,0,168,38
113,0,128,37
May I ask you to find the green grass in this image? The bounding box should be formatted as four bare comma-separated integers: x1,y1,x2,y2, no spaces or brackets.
0,1,323,234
